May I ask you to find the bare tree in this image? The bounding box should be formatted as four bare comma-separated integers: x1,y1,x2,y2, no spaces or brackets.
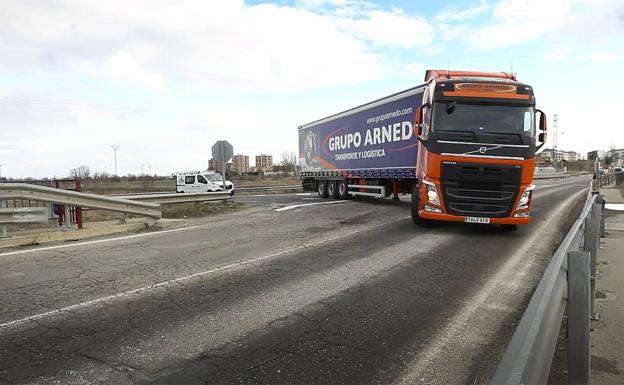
279,151,297,172
69,165,91,180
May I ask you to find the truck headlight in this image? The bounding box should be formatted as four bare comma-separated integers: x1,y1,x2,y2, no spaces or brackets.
516,185,535,211
423,181,440,206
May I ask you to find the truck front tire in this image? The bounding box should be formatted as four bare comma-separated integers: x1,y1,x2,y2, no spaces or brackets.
411,183,434,227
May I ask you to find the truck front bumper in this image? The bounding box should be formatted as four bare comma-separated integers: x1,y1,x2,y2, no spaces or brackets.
419,210,531,225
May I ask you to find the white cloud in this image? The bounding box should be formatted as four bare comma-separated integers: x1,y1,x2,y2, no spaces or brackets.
436,1,491,22
467,0,573,50
583,47,624,62
542,45,571,62
0,1,408,92
401,63,428,78
336,9,435,49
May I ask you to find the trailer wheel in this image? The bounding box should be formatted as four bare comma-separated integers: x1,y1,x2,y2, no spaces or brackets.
327,180,339,199
317,180,328,198
411,183,434,227
337,180,349,200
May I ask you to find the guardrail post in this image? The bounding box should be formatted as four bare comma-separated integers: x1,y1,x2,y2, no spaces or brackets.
62,205,74,231
584,204,601,320
567,250,591,385
596,196,606,238
1,200,8,238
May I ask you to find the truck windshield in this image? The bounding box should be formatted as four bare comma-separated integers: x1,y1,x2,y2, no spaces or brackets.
432,102,535,139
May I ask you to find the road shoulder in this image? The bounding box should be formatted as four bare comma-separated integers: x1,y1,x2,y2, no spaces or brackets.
591,187,624,384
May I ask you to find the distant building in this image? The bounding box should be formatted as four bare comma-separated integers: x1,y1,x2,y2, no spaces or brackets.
608,148,624,167
587,150,606,161
539,148,556,162
561,150,579,162
208,158,221,171
255,154,273,172
541,148,579,162
231,154,250,174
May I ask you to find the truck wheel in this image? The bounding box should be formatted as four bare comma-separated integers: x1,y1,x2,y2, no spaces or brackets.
411,183,434,227
317,180,328,198
337,180,349,199
327,181,339,199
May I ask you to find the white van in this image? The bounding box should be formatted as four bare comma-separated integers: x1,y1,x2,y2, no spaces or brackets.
175,171,235,195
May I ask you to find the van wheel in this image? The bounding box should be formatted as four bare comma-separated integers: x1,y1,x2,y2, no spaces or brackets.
337,180,349,199
317,180,328,198
411,183,434,227
327,181,339,199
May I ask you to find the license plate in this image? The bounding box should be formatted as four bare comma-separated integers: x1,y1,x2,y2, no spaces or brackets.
464,216,490,224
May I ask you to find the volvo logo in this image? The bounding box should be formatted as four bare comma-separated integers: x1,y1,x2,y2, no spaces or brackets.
479,146,487,154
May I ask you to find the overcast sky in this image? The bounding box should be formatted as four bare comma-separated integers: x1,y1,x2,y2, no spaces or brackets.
1,0,623,178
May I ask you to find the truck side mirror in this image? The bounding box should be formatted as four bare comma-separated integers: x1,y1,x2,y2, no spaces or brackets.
414,104,430,137
536,109,547,150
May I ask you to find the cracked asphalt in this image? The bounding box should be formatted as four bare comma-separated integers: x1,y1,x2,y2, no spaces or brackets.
0,176,590,385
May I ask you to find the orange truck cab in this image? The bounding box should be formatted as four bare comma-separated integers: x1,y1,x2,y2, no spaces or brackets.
412,70,547,229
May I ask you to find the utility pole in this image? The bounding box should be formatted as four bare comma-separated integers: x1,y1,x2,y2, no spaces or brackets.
0,164,4,179
553,114,558,170
148,164,152,176
141,164,145,175
111,145,120,176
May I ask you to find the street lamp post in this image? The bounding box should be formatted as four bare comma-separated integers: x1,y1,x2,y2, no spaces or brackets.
553,114,558,170
111,145,120,176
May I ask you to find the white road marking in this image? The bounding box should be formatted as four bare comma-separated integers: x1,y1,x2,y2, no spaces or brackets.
296,193,312,196
0,216,409,331
275,200,348,212
605,203,624,211
250,194,268,197
0,224,202,257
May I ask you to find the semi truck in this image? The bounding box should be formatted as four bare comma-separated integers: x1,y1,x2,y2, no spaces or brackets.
298,69,547,229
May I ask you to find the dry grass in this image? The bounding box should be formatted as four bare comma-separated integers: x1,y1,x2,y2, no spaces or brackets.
82,201,244,222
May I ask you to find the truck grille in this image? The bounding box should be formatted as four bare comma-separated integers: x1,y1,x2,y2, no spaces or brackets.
440,162,522,218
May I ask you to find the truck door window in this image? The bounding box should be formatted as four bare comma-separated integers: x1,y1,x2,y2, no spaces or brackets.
197,175,208,184
185,175,195,184
523,111,534,134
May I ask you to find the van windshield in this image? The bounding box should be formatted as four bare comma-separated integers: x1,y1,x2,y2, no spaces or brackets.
204,173,224,182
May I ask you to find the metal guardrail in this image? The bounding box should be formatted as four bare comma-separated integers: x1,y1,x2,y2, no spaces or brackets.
106,185,302,202
490,187,603,385
236,184,301,191
597,171,619,187
534,172,567,179
119,191,232,205
0,183,161,219
0,207,48,224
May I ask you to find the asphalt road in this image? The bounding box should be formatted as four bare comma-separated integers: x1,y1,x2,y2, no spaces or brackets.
0,176,591,385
